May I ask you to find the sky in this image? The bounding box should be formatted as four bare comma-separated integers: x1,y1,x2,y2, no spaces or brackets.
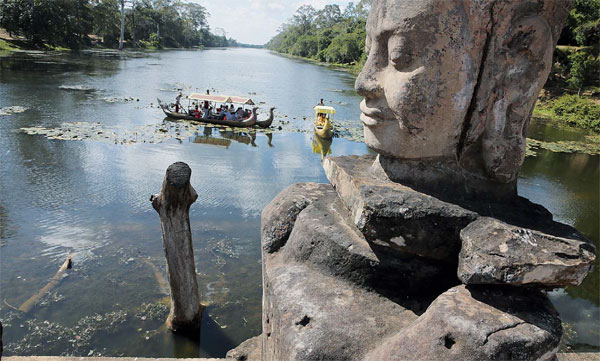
190,0,353,45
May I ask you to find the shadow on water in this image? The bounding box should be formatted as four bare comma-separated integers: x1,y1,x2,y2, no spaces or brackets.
149,309,237,358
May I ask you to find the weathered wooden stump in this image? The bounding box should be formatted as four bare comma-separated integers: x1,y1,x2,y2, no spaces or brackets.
151,162,204,332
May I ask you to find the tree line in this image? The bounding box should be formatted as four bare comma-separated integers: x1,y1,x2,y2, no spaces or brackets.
551,0,599,95
0,0,237,49
266,1,370,70
537,0,600,132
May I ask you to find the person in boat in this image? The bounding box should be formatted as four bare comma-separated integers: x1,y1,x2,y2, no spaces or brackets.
175,92,182,113
235,107,244,119
318,98,324,106
317,112,327,127
225,109,237,121
202,101,211,118
194,105,201,119
217,106,225,118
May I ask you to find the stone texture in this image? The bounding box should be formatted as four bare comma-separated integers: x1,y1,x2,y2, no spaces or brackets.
278,182,458,301
260,182,460,361
458,218,596,287
364,285,563,361
263,256,418,361
261,182,333,253
226,335,261,361
323,154,478,262
355,0,572,192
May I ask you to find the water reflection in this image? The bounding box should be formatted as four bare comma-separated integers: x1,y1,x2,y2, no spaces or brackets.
219,130,257,147
312,133,332,159
519,119,599,350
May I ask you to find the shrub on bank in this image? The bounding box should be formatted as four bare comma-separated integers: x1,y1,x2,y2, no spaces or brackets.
536,94,600,133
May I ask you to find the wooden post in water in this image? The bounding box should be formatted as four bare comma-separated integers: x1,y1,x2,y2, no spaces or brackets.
151,162,204,332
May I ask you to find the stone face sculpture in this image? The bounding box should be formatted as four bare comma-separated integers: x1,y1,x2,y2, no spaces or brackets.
356,0,570,198
225,1,597,360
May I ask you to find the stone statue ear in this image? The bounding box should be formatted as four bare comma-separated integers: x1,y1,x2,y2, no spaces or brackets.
478,15,555,183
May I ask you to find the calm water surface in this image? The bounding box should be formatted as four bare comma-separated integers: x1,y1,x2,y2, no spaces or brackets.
0,48,597,356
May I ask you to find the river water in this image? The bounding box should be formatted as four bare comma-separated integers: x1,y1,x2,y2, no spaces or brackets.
0,48,597,357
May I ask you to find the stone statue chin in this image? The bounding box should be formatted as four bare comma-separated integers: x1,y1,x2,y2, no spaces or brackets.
355,0,568,200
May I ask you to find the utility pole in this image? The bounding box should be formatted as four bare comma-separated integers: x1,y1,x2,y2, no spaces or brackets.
119,0,125,50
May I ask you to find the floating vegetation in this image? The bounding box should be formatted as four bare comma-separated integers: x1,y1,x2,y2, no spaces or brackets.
135,302,169,321
4,310,127,355
102,96,139,103
20,121,278,145
0,106,28,116
526,136,600,157
58,84,96,92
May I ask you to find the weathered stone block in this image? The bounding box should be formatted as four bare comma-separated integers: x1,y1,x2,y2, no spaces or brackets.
261,183,332,253
263,256,418,361
458,217,596,287
323,154,478,261
280,185,458,298
365,285,563,361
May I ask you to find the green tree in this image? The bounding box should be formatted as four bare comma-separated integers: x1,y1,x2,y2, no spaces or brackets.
292,5,317,34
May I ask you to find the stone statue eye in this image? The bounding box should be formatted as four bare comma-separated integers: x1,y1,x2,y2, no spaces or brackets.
389,47,412,68
388,36,412,69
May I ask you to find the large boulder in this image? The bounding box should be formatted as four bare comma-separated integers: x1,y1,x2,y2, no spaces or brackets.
323,154,478,262
263,257,418,361
281,182,458,301
260,182,449,361
261,182,333,253
365,285,563,361
458,217,596,287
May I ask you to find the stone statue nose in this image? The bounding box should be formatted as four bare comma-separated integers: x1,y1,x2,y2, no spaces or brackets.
355,61,382,98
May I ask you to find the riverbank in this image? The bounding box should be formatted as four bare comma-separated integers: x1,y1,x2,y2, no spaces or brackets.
534,88,600,133
269,50,361,74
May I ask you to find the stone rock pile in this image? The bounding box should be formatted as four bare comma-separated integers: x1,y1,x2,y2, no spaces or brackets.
247,154,596,361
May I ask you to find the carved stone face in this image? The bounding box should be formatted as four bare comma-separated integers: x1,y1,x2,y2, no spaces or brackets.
356,0,569,187
356,0,482,160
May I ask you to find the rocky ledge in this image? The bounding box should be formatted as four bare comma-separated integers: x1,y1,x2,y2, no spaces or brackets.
255,155,596,361
459,217,595,287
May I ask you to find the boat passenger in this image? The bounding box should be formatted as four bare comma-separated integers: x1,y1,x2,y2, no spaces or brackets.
202,104,211,118
235,107,244,119
225,111,236,121
194,105,201,119
175,92,182,113
318,98,324,106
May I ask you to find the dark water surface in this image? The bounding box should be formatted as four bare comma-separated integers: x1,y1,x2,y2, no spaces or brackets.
0,48,597,356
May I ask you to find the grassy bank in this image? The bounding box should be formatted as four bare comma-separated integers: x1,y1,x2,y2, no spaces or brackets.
0,38,21,52
534,90,600,133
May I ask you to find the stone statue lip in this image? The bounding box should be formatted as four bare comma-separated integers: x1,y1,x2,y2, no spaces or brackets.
360,100,390,126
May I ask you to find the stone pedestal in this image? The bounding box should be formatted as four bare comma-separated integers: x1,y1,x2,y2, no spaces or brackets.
257,155,595,361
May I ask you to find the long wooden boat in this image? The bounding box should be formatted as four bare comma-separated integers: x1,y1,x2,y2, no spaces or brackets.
158,97,257,128
256,107,275,128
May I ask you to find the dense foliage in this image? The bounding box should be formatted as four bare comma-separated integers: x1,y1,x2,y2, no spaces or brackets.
551,0,600,94
0,0,236,49
537,0,600,132
266,2,370,70
536,94,600,132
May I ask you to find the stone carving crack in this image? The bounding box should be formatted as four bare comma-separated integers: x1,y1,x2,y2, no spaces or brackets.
456,1,496,161
483,321,526,345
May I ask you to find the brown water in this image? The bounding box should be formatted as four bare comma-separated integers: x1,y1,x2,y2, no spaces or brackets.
0,48,597,356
